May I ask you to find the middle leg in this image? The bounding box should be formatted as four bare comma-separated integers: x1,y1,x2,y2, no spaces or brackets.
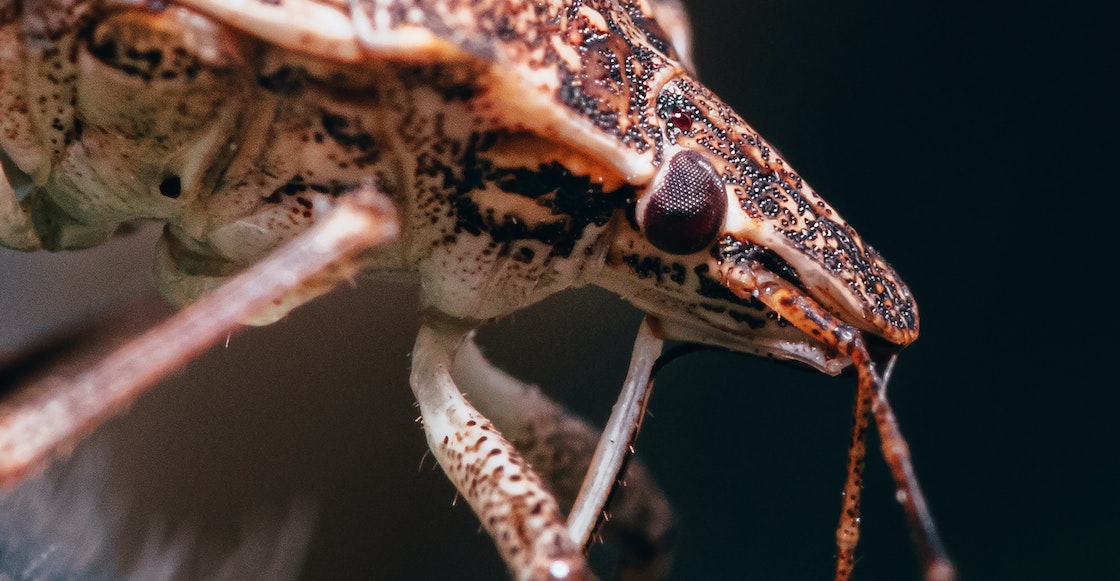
410,319,586,581
451,331,677,581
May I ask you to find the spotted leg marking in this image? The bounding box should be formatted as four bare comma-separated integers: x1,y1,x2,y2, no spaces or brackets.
719,261,955,581
0,187,399,485
411,321,588,581
453,335,677,581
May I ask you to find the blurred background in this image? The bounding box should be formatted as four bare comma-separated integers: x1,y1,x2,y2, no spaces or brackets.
1,0,1110,579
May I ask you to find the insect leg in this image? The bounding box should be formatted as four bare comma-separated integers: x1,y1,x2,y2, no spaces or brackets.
0,188,398,485
720,263,955,581
411,320,588,581
868,356,956,581
0,160,38,251
452,335,677,581
564,318,662,549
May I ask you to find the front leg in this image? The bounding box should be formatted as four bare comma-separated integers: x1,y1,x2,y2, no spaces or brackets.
410,320,587,581
0,187,398,484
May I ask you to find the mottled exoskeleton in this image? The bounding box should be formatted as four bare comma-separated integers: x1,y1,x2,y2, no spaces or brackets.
0,1,952,580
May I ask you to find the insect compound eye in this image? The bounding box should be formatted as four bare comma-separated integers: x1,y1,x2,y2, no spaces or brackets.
638,150,728,255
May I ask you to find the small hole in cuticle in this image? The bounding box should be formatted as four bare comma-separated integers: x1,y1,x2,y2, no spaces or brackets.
159,175,182,199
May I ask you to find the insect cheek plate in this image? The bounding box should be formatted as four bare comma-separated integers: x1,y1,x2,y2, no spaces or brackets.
65,8,251,216
80,7,247,132
635,149,728,255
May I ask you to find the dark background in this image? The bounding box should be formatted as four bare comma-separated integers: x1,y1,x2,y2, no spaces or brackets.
1,1,1112,579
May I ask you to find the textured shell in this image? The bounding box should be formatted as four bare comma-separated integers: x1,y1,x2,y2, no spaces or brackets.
175,0,918,345
0,0,916,373
178,0,689,181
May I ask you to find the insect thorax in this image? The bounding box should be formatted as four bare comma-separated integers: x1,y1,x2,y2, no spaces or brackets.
0,5,639,323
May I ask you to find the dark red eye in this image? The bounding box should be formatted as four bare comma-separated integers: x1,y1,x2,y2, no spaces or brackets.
639,150,727,255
